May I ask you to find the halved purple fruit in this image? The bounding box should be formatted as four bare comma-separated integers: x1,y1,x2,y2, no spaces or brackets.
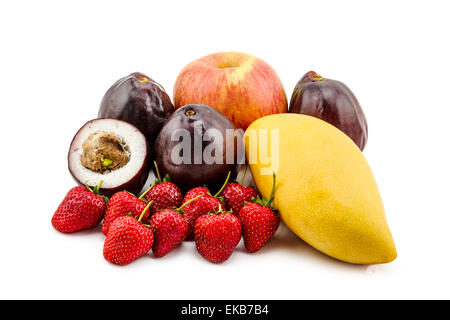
68,119,149,196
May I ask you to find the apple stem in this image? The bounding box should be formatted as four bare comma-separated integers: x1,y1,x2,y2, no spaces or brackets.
214,171,231,198
264,173,276,207
153,160,162,183
138,201,153,223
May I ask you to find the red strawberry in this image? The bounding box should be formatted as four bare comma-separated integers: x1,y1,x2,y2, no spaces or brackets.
222,183,257,214
150,210,188,257
182,186,209,203
102,191,149,236
103,202,153,265
221,167,257,214
181,172,231,240
145,182,182,212
238,203,279,253
194,210,242,263
144,161,182,212
52,183,107,233
149,195,202,257
182,196,223,240
238,173,280,253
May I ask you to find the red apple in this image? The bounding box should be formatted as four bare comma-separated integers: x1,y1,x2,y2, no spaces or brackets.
173,52,288,129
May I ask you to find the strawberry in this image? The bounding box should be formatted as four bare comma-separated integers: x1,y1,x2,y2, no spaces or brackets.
194,208,242,263
103,202,153,265
222,167,258,214
182,186,209,203
150,210,188,257
52,182,107,233
181,172,231,240
150,195,203,257
238,173,280,253
102,191,149,236
222,183,257,214
183,195,223,240
144,161,182,212
145,181,182,212
149,196,201,257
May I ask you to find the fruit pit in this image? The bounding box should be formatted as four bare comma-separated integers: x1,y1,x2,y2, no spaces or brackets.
81,131,130,173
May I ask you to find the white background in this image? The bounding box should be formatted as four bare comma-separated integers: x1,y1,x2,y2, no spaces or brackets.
1,0,449,299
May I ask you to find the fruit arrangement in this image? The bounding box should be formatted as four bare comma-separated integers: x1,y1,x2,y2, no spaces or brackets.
52,51,396,266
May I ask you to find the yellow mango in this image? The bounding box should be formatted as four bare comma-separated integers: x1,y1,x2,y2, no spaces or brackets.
244,114,396,264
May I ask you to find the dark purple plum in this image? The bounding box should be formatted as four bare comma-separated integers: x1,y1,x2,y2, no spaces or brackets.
289,71,368,150
68,118,149,197
153,104,243,193
98,72,174,150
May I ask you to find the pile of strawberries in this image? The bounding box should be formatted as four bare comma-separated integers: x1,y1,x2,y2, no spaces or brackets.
52,164,279,265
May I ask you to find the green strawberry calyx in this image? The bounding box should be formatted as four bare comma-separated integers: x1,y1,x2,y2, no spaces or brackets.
244,173,278,213
208,203,232,216
86,180,109,204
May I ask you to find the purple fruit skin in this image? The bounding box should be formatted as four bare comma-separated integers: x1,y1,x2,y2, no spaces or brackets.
289,71,368,150
98,72,174,149
68,118,149,197
153,104,241,193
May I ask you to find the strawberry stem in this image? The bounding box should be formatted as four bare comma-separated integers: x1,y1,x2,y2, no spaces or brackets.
138,200,153,223
239,166,247,186
264,173,276,207
138,183,155,200
86,181,103,194
178,195,203,210
213,171,231,198
93,180,103,194
153,161,162,183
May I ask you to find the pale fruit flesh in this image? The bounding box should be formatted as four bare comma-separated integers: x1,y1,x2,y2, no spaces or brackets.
244,114,396,264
